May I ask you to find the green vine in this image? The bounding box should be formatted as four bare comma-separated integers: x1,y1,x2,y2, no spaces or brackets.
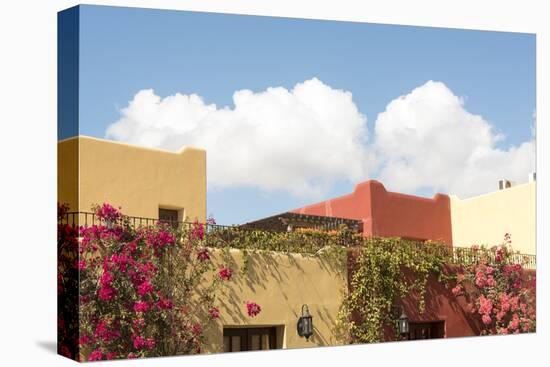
335,238,449,344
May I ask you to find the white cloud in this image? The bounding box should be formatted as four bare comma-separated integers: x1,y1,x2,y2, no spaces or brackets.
106,78,371,197
373,80,535,197
106,78,535,199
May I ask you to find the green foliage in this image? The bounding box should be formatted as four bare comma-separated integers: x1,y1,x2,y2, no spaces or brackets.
335,238,450,344
202,226,354,273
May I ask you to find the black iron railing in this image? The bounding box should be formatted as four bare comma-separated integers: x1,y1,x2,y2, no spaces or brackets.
59,211,236,232
58,212,536,269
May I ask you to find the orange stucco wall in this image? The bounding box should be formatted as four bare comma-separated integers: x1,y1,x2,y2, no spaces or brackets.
292,180,453,245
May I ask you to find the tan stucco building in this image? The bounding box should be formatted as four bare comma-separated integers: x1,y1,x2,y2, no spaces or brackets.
202,249,347,353
450,181,536,255
58,136,535,356
58,136,206,222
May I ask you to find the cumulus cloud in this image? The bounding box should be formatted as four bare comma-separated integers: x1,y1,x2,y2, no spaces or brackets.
106,78,371,197
106,78,534,199
373,80,535,197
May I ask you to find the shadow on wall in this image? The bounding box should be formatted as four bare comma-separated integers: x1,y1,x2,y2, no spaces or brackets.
394,266,481,340
203,248,347,350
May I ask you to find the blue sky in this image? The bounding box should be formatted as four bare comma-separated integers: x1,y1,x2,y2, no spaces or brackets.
71,5,535,225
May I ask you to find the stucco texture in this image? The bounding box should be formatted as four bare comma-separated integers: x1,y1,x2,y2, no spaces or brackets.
293,180,453,245
58,136,206,222
201,248,347,353
58,137,79,213
450,182,536,255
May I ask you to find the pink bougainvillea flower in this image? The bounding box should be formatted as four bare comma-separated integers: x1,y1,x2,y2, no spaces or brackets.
58,202,70,220
146,338,156,349
132,334,155,350
137,280,154,296
508,314,520,330
132,318,145,331
133,301,149,313
94,320,121,342
208,307,220,319
110,253,130,272
192,323,202,336
105,352,118,360
156,297,174,310
246,302,262,317
100,271,114,287
218,267,233,281
94,203,123,222
77,260,86,271
520,303,527,313
88,350,103,361
79,335,91,346
98,285,116,301
132,335,146,349
197,248,210,262
486,275,496,287
145,229,175,249
474,270,486,288
190,221,205,241
504,233,512,244
478,295,493,315
124,240,138,254
495,247,505,262
127,353,138,359
451,286,462,296
482,314,492,325
509,296,520,311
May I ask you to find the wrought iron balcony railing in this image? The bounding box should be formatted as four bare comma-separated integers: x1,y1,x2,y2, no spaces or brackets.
58,211,536,269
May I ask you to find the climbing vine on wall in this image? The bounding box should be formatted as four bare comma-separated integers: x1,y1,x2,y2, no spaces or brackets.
202,225,354,273
335,238,449,344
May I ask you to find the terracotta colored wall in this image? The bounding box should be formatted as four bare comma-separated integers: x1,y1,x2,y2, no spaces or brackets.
347,251,482,340
395,266,481,339
293,180,452,245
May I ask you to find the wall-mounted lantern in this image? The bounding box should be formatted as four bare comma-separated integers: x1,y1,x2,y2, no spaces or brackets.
397,307,409,337
297,304,313,340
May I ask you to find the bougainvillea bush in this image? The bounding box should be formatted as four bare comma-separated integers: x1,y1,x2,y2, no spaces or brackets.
451,234,536,335
57,203,80,359
57,203,245,361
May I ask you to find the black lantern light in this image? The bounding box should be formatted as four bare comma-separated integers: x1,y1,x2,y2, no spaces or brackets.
398,307,409,337
297,304,313,340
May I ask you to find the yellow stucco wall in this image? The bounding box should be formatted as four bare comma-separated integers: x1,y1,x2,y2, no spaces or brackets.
58,136,206,222
58,137,79,213
201,248,347,353
450,182,536,255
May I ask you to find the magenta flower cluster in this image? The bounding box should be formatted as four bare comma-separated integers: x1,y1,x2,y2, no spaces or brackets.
58,203,264,361
451,234,536,335
246,302,262,317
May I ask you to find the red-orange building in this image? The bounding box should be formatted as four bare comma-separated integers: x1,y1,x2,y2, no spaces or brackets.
292,180,453,245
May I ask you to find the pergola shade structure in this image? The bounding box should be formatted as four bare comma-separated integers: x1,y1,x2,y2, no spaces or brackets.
242,212,362,233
